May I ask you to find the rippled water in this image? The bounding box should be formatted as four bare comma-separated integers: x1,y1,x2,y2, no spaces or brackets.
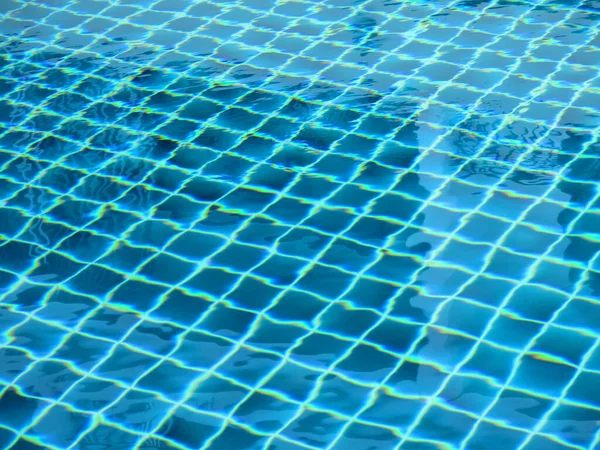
1,0,600,449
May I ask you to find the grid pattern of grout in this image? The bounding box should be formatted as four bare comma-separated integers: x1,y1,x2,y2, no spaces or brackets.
0,0,600,449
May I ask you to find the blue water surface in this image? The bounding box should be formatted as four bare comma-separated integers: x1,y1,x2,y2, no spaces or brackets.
1,0,600,449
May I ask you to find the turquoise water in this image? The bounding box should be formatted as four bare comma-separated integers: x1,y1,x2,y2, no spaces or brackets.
1,0,600,449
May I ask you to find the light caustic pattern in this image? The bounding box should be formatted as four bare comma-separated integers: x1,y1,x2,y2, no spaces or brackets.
0,0,600,449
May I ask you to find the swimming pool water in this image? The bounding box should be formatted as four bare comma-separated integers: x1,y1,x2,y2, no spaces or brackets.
1,0,600,449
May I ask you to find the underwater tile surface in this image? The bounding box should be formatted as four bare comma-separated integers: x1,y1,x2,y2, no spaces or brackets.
1,0,600,449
